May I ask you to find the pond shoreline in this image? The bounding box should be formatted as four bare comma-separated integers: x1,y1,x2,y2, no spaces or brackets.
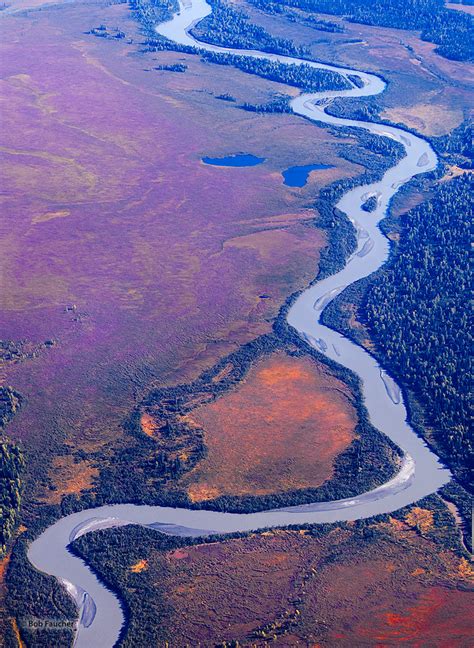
26,2,451,646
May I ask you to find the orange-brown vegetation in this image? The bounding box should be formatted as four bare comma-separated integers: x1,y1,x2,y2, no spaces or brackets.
136,401,204,479
130,559,148,574
140,412,159,438
181,352,356,501
342,302,375,351
163,531,312,644
0,553,11,600
0,551,26,648
4,617,26,648
0,0,362,509
457,557,474,580
39,455,98,504
140,510,473,647
354,587,473,647
405,506,435,535
441,164,473,183
3,1,473,644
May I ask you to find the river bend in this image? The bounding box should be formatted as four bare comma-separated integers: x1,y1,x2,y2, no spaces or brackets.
27,1,451,645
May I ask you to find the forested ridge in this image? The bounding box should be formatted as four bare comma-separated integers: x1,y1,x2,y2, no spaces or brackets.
250,0,474,61
362,175,473,487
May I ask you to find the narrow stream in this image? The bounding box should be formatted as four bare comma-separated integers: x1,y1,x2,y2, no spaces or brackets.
27,1,451,646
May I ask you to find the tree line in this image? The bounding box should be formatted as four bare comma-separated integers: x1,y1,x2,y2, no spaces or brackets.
200,50,350,92
0,440,24,558
249,0,344,32
250,0,474,61
362,175,473,489
191,0,308,57
0,387,24,559
138,0,351,92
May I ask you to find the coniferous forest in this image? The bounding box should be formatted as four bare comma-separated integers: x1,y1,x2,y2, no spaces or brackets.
250,0,474,61
362,175,473,487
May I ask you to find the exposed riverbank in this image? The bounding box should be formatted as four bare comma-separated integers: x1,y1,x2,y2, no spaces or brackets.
25,1,452,646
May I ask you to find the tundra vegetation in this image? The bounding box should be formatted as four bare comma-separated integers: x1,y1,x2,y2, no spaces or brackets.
2,0,472,644
138,0,352,91
65,495,473,647
88,334,400,513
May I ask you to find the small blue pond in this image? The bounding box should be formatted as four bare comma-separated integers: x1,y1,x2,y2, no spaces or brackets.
282,163,333,187
202,153,265,167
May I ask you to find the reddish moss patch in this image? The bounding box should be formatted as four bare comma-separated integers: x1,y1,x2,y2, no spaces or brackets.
129,514,473,647
182,352,356,500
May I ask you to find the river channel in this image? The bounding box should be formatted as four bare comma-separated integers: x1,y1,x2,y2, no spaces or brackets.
27,2,451,645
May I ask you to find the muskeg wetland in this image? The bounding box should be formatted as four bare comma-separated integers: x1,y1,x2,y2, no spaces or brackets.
27,1,452,645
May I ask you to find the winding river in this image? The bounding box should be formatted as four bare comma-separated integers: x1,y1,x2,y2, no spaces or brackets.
27,1,452,646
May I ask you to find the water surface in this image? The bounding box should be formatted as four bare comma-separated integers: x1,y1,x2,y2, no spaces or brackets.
27,2,452,647
283,162,333,187
202,153,265,167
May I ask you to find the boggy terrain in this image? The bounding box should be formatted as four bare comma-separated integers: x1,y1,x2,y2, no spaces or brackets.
68,496,473,647
0,0,365,507
131,336,399,511
181,350,356,501
0,0,399,636
1,0,472,645
235,0,474,496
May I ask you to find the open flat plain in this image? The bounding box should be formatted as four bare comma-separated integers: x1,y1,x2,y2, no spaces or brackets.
0,0,472,645
0,0,362,505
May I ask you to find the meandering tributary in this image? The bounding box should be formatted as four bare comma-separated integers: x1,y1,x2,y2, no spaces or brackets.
27,1,452,645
